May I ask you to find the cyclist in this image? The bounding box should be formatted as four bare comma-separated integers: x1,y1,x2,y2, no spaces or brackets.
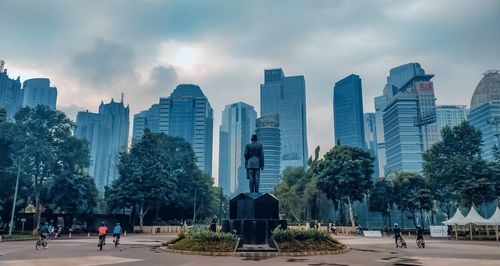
393,223,403,246
97,222,108,247
39,222,50,239
112,223,122,245
416,225,424,245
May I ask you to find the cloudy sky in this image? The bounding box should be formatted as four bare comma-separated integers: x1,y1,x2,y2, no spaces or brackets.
1,0,499,179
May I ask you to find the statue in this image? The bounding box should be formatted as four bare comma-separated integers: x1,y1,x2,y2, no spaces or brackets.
244,133,264,193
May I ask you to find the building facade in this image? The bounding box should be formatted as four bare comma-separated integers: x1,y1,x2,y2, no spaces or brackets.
22,78,57,110
363,113,379,178
436,105,469,134
218,102,256,195
132,104,160,144
256,114,281,193
0,64,22,120
159,84,213,175
382,63,439,174
374,95,387,176
469,70,500,161
333,74,366,149
260,68,308,172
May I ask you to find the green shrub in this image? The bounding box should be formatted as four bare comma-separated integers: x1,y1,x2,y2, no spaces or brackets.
169,227,237,252
271,228,345,252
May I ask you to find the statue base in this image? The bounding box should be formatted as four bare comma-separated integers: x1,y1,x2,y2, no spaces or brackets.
221,193,287,245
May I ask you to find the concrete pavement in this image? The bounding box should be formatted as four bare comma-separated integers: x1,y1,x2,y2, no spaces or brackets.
1,234,499,265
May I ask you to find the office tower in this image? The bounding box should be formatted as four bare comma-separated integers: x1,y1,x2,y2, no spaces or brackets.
218,102,257,195
374,95,387,176
333,74,366,149
364,113,379,178
0,62,22,120
22,78,57,110
436,105,469,133
76,97,129,190
382,63,439,174
256,114,281,193
260,68,308,172
75,111,111,190
132,104,160,144
469,70,500,161
159,84,213,175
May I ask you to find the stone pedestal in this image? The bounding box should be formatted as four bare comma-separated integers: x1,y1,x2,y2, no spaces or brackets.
222,193,287,245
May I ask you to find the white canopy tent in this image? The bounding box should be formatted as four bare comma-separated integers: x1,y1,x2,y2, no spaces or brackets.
486,207,500,241
457,206,490,240
442,208,465,240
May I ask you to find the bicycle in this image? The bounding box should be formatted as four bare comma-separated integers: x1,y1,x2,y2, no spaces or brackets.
35,235,48,250
98,235,106,251
416,238,425,248
113,235,120,248
396,236,407,248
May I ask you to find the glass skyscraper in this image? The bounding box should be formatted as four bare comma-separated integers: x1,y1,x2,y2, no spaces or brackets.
436,105,469,134
218,102,256,195
363,113,379,178
333,74,365,149
75,97,129,190
382,63,438,174
22,78,57,110
0,65,22,120
260,68,308,172
256,114,281,193
159,84,213,175
132,104,160,144
374,95,387,176
469,70,500,161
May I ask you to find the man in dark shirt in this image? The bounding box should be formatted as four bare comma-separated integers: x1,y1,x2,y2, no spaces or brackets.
416,225,424,241
244,134,264,193
393,223,402,245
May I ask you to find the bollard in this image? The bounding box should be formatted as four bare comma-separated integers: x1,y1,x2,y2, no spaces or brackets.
87,232,90,238
69,232,72,238
124,231,127,236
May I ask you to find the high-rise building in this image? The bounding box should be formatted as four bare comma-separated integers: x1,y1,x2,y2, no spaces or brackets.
132,104,160,144
76,97,129,190
256,114,281,193
75,111,111,190
436,105,469,134
469,70,500,161
364,113,379,178
218,102,256,195
333,74,365,149
159,84,213,175
260,68,308,172
383,63,439,174
22,78,57,110
374,95,387,176
0,62,22,120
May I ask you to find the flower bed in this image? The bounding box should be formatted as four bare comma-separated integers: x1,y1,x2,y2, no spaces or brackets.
167,228,237,252
272,228,347,253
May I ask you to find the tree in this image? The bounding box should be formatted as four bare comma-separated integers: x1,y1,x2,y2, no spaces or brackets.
392,172,432,228
424,122,495,209
274,167,307,222
13,106,76,227
315,145,374,227
369,178,394,227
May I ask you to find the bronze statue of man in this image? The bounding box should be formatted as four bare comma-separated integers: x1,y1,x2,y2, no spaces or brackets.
244,133,264,193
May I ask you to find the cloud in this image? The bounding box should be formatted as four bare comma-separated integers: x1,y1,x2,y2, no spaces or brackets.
148,65,178,93
57,104,86,121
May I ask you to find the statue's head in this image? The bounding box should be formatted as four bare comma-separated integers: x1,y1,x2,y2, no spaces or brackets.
251,133,257,142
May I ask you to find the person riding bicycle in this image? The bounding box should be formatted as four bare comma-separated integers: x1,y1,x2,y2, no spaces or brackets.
416,225,424,242
393,223,403,245
112,223,122,244
98,222,108,247
39,222,50,240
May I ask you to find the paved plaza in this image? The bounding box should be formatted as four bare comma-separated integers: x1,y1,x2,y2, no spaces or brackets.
1,234,500,265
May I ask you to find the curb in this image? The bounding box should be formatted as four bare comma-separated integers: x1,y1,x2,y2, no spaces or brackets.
159,246,350,257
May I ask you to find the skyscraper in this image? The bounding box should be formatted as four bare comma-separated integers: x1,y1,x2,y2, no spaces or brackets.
363,113,379,178
256,114,281,193
0,62,22,120
75,97,129,190
468,70,500,161
436,105,469,134
22,78,57,110
75,111,111,190
132,104,160,144
98,98,130,184
260,68,308,172
333,74,365,149
382,63,438,174
159,84,213,175
218,102,256,195
374,95,387,176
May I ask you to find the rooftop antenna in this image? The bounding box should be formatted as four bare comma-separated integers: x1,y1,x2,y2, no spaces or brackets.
121,92,124,103
0,60,5,73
